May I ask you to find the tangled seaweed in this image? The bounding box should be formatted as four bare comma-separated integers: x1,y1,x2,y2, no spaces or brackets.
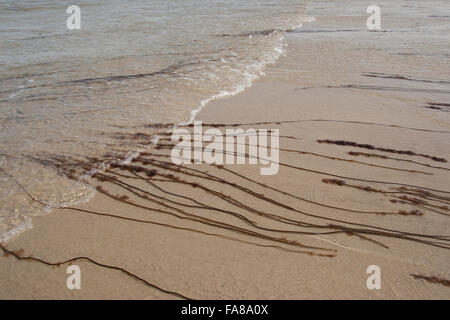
2,120,450,296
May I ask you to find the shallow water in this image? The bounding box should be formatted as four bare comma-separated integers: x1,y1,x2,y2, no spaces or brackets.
0,0,310,240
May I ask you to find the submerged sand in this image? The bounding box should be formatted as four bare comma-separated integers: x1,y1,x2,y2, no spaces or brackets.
1,3,449,299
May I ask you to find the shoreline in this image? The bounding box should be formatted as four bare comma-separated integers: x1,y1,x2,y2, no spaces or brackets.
0,23,291,244
1,2,449,299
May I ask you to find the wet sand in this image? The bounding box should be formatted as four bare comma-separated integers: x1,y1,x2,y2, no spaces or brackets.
1,3,450,299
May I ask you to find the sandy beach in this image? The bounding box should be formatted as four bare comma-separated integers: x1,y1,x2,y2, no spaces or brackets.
1,1,449,299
